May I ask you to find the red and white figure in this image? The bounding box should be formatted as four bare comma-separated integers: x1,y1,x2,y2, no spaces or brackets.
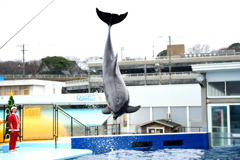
8,105,21,152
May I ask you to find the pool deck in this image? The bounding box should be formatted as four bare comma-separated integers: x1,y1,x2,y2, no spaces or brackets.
0,142,92,160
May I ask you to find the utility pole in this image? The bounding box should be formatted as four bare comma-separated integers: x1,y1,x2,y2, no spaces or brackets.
168,36,171,85
152,41,154,60
18,44,27,79
121,46,124,61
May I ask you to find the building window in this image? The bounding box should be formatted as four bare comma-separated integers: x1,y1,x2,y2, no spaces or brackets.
208,81,240,97
0,86,30,96
147,127,164,134
208,82,225,96
226,81,240,96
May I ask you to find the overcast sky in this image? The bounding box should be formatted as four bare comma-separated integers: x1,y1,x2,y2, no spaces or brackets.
0,0,240,62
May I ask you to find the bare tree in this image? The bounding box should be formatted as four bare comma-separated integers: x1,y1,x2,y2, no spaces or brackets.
25,60,42,74
80,56,102,70
187,44,211,54
65,56,81,64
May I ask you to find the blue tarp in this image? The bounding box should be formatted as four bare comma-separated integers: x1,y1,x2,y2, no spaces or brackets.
0,76,4,81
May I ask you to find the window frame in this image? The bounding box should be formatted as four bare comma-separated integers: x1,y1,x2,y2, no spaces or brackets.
207,80,240,98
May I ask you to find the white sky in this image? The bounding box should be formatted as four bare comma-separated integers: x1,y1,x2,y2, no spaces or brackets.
0,0,240,62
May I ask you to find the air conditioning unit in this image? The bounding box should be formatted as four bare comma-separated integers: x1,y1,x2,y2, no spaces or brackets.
166,113,171,119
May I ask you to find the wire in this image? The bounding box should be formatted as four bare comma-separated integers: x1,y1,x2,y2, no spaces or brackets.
0,0,55,50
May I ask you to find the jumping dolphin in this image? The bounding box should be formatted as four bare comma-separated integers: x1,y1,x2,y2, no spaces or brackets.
96,8,141,120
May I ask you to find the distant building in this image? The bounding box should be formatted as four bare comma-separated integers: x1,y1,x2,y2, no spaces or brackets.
167,44,185,56
0,79,64,96
140,119,181,134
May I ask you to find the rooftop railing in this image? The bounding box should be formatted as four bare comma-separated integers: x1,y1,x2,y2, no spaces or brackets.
0,74,88,79
88,52,240,63
90,72,197,78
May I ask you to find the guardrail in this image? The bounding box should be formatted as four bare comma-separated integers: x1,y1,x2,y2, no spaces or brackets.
1,74,88,79
66,79,89,85
90,72,197,78
88,52,240,63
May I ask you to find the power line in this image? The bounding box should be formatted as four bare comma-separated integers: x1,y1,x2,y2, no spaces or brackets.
0,0,55,50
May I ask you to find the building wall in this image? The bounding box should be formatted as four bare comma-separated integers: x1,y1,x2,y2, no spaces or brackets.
127,84,201,107
206,71,240,82
167,44,185,56
32,86,44,95
106,84,202,133
0,80,64,96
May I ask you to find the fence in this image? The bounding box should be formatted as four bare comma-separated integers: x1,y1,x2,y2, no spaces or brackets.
0,105,87,147
211,132,240,147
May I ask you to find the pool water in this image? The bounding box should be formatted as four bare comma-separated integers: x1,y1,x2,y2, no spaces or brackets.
72,147,240,160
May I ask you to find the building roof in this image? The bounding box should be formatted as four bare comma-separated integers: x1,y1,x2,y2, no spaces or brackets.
140,119,181,128
192,62,240,73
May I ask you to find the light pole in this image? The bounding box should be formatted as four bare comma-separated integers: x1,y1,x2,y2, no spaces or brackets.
168,36,171,85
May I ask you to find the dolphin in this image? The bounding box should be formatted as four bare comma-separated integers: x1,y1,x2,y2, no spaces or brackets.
96,8,141,120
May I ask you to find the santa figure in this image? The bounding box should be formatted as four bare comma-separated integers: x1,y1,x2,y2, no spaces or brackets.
8,104,20,152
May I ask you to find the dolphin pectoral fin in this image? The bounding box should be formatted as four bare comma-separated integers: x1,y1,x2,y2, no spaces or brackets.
124,105,141,113
102,107,111,114
96,8,128,26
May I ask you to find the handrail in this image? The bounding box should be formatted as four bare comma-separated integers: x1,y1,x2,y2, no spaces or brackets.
57,106,86,128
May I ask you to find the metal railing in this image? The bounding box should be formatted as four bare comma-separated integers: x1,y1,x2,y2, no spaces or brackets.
90,72,197,78
88,52,240,63
1,74,88,79
65,79,89,85
0,105,87,148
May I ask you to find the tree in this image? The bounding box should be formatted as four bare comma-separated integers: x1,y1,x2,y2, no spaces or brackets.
41,56,73,74
187,44,211,54
79,56,101,70
5,91,15,139
25,60,41,74
156,50,167,59
228,43,240,49
219,42,240,52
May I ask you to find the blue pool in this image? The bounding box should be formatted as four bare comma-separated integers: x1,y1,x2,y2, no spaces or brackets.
73,147,240,160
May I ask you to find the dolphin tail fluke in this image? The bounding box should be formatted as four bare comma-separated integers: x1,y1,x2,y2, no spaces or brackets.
124,105,141,113
102,107,111,114
96,8,128,26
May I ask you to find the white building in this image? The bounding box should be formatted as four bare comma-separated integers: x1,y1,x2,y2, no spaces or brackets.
107,84,203,134
192,62,240,146
0,79,65,96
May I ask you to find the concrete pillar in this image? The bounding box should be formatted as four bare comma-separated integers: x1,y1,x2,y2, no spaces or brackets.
144,64,147,85
186,106,190,132
88,70,91,93
150,107,153,121
201,73,208,132
127,114,130,133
